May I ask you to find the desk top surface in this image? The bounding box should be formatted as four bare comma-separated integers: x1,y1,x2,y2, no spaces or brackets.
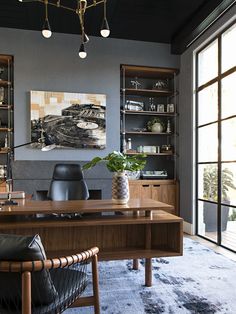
0,198,174,216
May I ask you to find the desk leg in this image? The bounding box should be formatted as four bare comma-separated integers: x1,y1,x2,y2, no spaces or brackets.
133,259,139,270
133,210,140,270
145,258,152,287
145,211,152,287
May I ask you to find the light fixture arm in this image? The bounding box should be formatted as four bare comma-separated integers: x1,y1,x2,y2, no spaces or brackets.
44,0,49,21
77,2,85,38
34,0,105,14
103,0,107,19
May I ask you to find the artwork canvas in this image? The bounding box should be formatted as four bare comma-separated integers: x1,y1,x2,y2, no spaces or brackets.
30,90,106,149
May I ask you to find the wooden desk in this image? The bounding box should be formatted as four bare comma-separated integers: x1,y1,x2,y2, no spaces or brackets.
0,199,183,286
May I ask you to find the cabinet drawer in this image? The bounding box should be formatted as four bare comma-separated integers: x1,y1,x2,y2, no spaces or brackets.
0,180,6,192
140,184,152,199
155,184,176,206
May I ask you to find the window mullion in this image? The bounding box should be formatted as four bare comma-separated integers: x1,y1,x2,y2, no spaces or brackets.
218,35,222,246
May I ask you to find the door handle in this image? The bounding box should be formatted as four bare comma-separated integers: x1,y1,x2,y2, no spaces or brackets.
153,185,160,187
142,185,150,187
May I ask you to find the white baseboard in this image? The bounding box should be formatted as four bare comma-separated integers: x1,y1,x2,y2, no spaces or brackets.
183,221,195,235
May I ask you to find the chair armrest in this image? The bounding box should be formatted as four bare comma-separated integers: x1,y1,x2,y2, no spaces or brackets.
0,247,99,272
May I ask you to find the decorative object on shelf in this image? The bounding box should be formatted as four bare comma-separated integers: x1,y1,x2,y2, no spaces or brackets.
142,146,157,153
125,100,144,111
167,103,175,113
4,135,8,148
31,90,106,149
148,97,155,111
0,87,4,104
122,137,127,153
166,120,171,133
83,151,146,204
131,127,147,132
0,165,6,179
161,144,173,153
147,117,165,133
130,77,141,89
127,138,132,150
126,170,141,180
0,67,4,79
126,149,136,154
141,170,168,179
152,79,169,90
137,145,143,153
156,104,165,113
18,0,110,59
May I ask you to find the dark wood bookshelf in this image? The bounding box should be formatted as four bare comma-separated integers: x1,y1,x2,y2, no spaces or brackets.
122,88,173,97
121,110,176,116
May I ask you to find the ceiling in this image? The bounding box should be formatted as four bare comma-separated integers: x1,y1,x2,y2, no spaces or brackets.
0,0,235,54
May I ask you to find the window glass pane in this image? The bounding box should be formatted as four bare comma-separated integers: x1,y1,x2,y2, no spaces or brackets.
222,23,236,73
198,83,217,125
222,206,236,250
198,39,218,86
221,163,236,206
198,123,218,162
198,200,217,242
198,164,218,201
221,72,236,119
221,118,236,161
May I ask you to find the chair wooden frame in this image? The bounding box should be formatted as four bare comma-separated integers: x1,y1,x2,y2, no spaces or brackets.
0,247,100,314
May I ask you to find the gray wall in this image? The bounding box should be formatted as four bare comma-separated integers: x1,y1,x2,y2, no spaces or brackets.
0,27,179,196
0,27,179,161
179,5,236,224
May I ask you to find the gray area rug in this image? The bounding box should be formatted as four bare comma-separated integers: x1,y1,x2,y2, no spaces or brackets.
65,238,236,313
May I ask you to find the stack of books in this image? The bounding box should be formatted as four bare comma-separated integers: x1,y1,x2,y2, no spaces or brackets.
0,191,25,199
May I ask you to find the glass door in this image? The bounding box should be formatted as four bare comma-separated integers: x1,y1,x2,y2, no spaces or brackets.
196,22,236,252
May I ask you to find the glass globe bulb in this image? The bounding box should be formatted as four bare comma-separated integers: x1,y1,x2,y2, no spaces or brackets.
79,51,87,59
101,29,110,38
79,43,87,59
42,19,52,38
42,29,52,38
100,18,110,38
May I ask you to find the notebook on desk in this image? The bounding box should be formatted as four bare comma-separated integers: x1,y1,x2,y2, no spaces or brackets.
0,191,25,199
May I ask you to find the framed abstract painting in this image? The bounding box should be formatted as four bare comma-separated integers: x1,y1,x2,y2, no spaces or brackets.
30,90,106,149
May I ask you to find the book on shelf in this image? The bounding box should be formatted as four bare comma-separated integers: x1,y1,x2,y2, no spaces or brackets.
0,191,25,199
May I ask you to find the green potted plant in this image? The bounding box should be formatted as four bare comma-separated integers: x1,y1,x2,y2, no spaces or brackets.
203,165,236,231
83,151,146,204
147,117,165,133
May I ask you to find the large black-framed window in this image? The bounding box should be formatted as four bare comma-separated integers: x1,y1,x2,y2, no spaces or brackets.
196,21,236,252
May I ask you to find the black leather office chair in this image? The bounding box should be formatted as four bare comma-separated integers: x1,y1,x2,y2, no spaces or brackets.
47,164,89,201
0,233,100,314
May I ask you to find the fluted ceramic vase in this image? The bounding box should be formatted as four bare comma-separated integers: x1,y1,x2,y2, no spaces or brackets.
151,122,163,133
112,172,129,204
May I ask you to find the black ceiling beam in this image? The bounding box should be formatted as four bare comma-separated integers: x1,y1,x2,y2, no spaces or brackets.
171,0,236,55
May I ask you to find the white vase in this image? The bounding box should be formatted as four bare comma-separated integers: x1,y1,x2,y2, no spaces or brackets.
112,172,129,204
151,122,163,133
